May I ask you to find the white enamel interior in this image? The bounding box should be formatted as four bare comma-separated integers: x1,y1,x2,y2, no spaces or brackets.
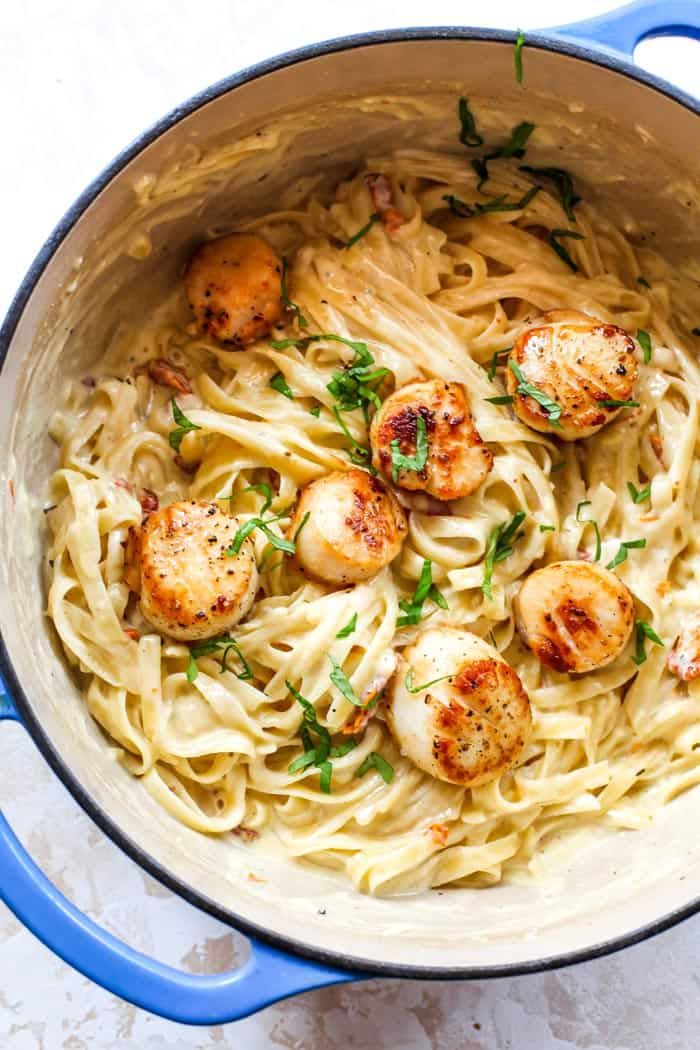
1,37,699,972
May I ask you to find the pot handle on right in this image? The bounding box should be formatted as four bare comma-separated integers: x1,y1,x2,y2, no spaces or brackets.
549,0,700,58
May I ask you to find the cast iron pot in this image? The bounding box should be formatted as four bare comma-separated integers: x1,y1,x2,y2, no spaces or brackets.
1,0,699,1026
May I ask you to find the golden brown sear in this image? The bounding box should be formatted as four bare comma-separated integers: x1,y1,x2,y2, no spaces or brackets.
185,233,283,346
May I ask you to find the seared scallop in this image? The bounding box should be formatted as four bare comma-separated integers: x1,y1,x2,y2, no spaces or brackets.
185,233,283,346
289,468,407,585
668,615,700,681
388,627,531,787
370,380,493,501
505,310,639,440
515,561,634,673
128,500,258,642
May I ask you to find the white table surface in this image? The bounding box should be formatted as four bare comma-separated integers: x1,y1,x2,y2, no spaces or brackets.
1,2,699,1047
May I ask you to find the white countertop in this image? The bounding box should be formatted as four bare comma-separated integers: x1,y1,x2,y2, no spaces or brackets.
1,2,699,1046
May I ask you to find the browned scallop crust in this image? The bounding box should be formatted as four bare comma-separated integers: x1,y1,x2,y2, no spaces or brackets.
515,560,635,674
370,380,493,501
136,500,257,641
289,468,407,585
505,309,639,441
429,659,531,787
185,233,283,346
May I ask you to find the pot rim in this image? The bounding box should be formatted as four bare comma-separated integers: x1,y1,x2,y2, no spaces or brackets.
1,25,699,980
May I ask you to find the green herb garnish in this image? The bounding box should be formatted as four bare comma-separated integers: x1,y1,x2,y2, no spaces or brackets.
442,184,539,218
187,635,252,683
269,371,294,399
599,398,640,409
280,257,308,328
576,500,601,562
631,619,664,666
310,405,321,418
551,461,566,473
355,752,394,784
390,413,429,483
515,30,525,83
549,228,585,272
168,399,202,452
499,121,535,157
637,329,652,364
482,510,526,599
398,559,448,626
458,96,483,148
225,489,296,558
269,333,369,355
627,481,651,505
404,668,453,693
327,341,388,421
637,276,651,289
328,654,364,707
485,395,515,406
539,524,556,533
344,213,380,248
606,538,646,571
332,406,375,471
508,358,562,427
286,679,357,793
336,613,358,638
487,349,511,381
519,166,581,222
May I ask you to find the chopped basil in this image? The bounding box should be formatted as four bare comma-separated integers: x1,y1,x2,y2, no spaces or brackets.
482,510,526,600
187,635,252,683
549,228,585,272
539,524,556,533
519,166,581,222
390,413,429,482
332,405,375,471
499,121,535,157
310,405,322,418
515,30,525,83
550,461,566,473
168,399,202,452
485,395,515,406
327,341,388,421
606,538,646,571
328,654,364,707
286,679,354,794
336,613,358,638
627,481,651,504
632,619,664,666
404,668,453,693
472,156,490,191
269,333,369,355
280,257,308,328
487,348,511,381
637,329,652,364
637,276,651,289
599,399,640,409
508,358,562,428
344,213,380,248
458,96,483,148
292,511,310,543
355,751,394,784
398,559,448,627
226,491,296,558
442,184,539,218
576,500,602,562
269,371,294,399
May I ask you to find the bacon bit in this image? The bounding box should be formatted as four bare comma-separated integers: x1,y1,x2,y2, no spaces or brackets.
342,706,376,736
428,823,449,847
233,825,260,843
147,358,192,395
576,546,592,562
656,581,671,596
649,433,665,467
174,454,199,475
139,488,159,516
7,480,15,507
668,616,700,681
247,872,267,883
81,376,96,388
630,741,643,753
123,527,142,593
366,173,405,233
269,469,281,494
123,627,140,641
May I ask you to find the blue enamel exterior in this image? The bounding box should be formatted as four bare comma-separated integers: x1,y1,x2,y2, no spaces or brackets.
0,1,699,1025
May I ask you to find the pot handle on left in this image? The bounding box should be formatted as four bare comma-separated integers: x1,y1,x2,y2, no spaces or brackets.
0,690,359,1024
549,0,700,59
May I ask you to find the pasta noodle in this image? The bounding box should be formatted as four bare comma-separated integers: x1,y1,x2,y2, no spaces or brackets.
45,146,700,896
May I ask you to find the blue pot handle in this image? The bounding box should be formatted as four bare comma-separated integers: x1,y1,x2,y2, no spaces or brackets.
0,690,359,1024
549,0,700,58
